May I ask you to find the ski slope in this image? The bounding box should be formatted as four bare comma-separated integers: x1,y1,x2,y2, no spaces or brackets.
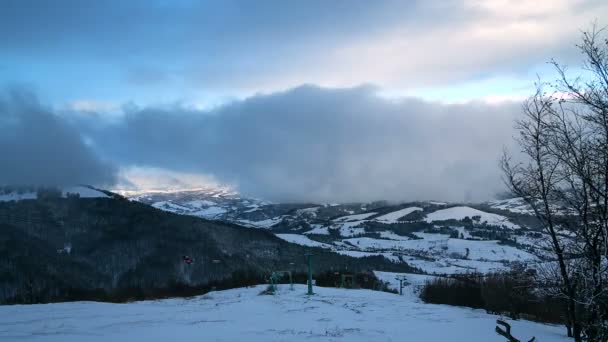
0,285,568,341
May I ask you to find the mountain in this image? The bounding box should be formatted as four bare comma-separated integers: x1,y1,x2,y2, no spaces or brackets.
0,186,555,304
125,188,552,276
0,185,112,201
0,193,412,304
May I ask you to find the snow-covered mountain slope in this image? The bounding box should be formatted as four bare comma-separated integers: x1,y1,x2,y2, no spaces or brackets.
0,185,109,201
487,197,533,215
124,188,551,276
275,233,333,248
375,207,422,223
0,190,37,201
424,206,519,229
123,187,262,220
62,186,110,198
0,284,568,342
487,197,575,217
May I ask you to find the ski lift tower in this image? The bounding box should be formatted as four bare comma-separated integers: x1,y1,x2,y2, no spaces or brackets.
305,252,314,295
395,275,408,295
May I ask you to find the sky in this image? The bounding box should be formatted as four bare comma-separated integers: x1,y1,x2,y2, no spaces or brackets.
1,0,607,202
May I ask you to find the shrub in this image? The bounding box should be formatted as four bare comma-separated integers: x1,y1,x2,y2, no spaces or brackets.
315,270,396,293
420,271,566,324
420,274,484,309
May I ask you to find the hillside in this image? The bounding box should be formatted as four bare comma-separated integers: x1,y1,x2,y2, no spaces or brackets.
0,195,412,304
0,186,559,304
127,189,553,276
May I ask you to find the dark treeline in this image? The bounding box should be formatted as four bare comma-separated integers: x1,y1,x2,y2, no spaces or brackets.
314,270,396,293
0,196,416,304
420,270,565,324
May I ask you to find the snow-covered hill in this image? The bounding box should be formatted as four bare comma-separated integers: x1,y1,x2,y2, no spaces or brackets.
0,185,109,201
424,206,519,229
488,197,534,215
122,187,261,220
123,188,551,276
0,283,568,342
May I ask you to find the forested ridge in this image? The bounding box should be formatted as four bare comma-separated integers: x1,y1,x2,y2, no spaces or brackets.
0,196,413,304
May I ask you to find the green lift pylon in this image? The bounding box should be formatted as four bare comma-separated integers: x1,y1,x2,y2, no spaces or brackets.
305,253,314,295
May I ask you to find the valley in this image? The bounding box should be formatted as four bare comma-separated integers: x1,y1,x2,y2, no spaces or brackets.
126,188,552,276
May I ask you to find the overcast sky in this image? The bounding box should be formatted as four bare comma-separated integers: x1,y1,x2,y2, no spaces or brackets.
1,0,607,202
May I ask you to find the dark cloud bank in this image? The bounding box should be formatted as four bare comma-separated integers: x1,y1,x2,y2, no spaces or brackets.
1,85,521,202
0,89,116,187
70,85,519,203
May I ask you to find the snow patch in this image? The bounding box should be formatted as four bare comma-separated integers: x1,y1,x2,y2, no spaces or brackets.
303,225,330,235
192,206,228,218
375,207,422,223
333,212,377,222
275,234,332,249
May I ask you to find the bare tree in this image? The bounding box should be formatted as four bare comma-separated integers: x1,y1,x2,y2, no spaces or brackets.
502,23,608,341
495,320,536,342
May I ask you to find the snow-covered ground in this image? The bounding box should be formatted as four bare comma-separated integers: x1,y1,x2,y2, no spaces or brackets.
425,206,519,229
488,198,533,215
488,198,574,217
193,206,228,217
275,234,333,248
278,230,537,274
295,206,320,217
0,284,568,341
0,186,109,201
378,230,412,240
304,225,330,235
336,221,367,237
282,231,535,261
400,256,510,274
375,207,422,223
62,186,109,198
123,189,548,278
238,217,284,229
152,201,191,212
373,271,436,299
333,212,377,222
0,191,37,201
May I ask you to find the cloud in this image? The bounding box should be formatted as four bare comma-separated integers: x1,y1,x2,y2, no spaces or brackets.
2,1,603,202
321,0,603,89
0,87,117,187
67,99,118,112
1,0,605,103
115,166,223,193
76,85,520,203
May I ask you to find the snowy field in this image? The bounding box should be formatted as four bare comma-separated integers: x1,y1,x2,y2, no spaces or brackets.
374,207,422,223
276,234,333,248
279,229,537,274
424,206,519,229
0,284,568,341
